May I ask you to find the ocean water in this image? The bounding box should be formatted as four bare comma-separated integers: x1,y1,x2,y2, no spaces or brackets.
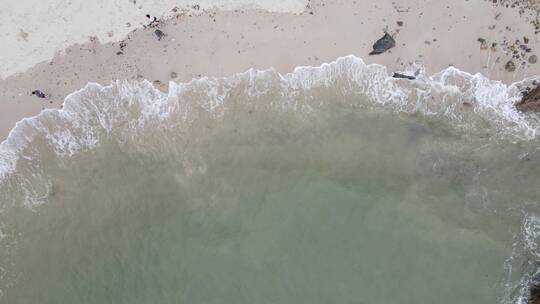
1,56,540,303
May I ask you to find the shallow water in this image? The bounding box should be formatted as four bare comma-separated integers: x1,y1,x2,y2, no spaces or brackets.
1,56,540,303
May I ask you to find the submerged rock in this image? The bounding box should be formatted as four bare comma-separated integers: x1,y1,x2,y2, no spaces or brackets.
530,272,540,304
516,85,540,112
369,33,395,55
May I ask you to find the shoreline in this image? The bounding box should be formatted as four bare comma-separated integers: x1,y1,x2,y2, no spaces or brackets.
1,53,536,182
1,0,540,139
1,54,535,160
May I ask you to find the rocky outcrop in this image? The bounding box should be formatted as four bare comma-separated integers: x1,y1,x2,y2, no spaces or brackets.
516,85,540,112
529,270,540,304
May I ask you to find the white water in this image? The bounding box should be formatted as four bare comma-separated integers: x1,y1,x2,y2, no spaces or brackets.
2,55,539,181
1,55,540,303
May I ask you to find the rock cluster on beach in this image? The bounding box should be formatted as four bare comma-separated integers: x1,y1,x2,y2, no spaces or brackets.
476,35,537,73
481,0,540,74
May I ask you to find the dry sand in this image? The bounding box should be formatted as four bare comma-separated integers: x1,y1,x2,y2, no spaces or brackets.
1,0,540,140
0,0,306,79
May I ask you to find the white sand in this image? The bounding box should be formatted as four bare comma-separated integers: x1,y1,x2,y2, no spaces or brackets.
1,0,540,139
0,0,306,79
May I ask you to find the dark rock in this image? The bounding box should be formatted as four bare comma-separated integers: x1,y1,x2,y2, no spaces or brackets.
505,60,516,72
516,85,540,112
369,33,396,55
147,16,159,27
529,55,538,64
31,90,46,98
153,29,165,40
170,71,178,78
397,21,404,26
392,72,415,80
530,271,540,304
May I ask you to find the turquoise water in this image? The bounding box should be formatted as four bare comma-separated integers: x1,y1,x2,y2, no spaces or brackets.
1,108,536,303
1,57,540,303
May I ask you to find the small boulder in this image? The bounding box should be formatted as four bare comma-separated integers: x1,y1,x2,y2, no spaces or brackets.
369,33,396,55
31,90,46,98
530,271,540,304
505,60,516,72
153,29,166,40
516,85,540,112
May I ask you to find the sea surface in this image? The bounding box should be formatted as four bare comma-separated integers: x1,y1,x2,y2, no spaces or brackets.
1,56,540,303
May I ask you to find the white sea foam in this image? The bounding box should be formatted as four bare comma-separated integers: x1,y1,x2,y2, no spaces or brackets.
504,214,540,304
0,55,539,302
1,55,539,184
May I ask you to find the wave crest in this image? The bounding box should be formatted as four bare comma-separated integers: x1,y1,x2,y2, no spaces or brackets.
0,55,539,207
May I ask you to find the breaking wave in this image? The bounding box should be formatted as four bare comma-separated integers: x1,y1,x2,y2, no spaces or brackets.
2,55,539,182
1,55,540,302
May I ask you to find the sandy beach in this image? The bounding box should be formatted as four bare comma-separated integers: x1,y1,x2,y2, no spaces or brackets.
4,1,540,303
1,0,540,139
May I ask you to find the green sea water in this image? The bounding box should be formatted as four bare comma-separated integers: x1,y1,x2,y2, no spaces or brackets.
1,106,538,304
1,56,540,303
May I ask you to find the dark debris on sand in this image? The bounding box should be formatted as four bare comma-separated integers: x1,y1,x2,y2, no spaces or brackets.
31,90,46,98
477,34,537,72
489,0,540,33
369,33,396,55
392,72,415,80
146,14,160,27
153,29,166,40
505,60,517,71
